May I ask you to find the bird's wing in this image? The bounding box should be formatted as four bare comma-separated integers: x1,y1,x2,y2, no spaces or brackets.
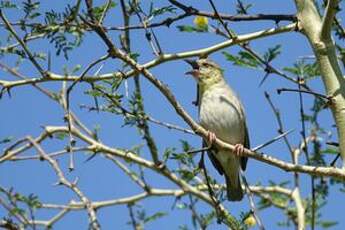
203,141,224,175
199,87,224,176
224,86,250,171
193,84,200,107
240,122,250,171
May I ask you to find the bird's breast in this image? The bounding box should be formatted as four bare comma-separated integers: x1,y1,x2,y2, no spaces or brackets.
199,87,244,144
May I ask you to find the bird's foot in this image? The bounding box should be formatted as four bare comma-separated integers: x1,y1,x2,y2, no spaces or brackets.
234,144,244,157
207,131,217,147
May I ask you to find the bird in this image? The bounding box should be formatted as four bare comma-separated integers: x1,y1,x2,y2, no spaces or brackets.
185,58,249,201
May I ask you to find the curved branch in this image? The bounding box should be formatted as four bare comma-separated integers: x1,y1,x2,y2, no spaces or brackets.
0,23,297,91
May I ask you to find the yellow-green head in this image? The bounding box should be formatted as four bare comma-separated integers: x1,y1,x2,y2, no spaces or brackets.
185,58,224,93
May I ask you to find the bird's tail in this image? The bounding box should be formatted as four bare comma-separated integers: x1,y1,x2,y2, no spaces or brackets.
225,173,243,201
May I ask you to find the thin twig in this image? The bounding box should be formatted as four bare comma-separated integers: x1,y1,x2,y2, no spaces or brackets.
0,10,45,76
297,76,311,230
277,88,330,100
114,2,161,166
128,204,141,230
130,4,163,56
252,129,294,151
199,152,222,224
264,92,295,157
26,136,101,229
241,173,265,230
208,0,236,39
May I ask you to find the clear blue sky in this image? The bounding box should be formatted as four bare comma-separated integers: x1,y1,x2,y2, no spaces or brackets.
1,0,345,229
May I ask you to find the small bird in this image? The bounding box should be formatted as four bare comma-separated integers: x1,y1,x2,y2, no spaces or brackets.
185,58,249,201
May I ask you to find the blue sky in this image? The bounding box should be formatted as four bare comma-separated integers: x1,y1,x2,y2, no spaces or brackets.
1,0,345,229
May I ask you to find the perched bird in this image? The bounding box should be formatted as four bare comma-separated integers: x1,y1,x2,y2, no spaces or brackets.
185,58,249,201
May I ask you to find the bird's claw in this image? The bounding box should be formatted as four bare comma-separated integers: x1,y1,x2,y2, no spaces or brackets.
207,131,217,147
234,144,244,157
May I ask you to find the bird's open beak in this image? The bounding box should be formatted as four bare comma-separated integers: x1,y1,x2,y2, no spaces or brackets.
184,59,199,69
184,59,199,77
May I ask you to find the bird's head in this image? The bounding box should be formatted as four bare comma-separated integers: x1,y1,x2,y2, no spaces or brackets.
185,58,224,91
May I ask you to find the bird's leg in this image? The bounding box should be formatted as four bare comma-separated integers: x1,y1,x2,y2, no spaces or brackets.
234,144,244,157
207,131,217,147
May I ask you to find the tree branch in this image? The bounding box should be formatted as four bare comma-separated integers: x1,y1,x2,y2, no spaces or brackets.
0,22,297,92
168,0,296,22
26,136,101,230
294,0,345,167
0,10,46,76
321,0,340,41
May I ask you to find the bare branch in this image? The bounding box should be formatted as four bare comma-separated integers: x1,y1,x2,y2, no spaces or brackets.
168,0,296,23
26,136,101,230
321,0,340,41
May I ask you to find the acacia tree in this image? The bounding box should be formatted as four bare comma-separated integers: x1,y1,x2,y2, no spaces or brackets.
0,0,345,229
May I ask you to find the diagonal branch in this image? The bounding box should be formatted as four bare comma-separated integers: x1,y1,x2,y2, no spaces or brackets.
0,10,46,76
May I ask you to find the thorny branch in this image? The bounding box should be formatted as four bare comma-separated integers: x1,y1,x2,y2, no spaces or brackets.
1,0,344,229
25,136,101,230
0,22,297,94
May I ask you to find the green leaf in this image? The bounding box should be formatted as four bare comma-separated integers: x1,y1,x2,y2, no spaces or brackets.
283,61,320,80
29,12,41,19
71,64,81,74
320,221,338,228
223,52,239,62
10,207,25,216
264,44,281,63
143,211,167,224
163,147,176,163
129,52,140,62
180,140,193,152
0,1,17,9
23,1,40,18
26,194,42,209
54,132,67,140
200,211,216,227
223,51,261,69
236,2,253,14
0,136,14,144
177,169,196,181
178,225,189,230
41,6,86,60
150,5,176,17
321,148,339,155
170,152,191,165
176,203,187,209
92,1,117,21
177,25,208,33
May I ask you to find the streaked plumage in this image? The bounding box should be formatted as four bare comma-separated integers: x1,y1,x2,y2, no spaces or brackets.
186,58,249,201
